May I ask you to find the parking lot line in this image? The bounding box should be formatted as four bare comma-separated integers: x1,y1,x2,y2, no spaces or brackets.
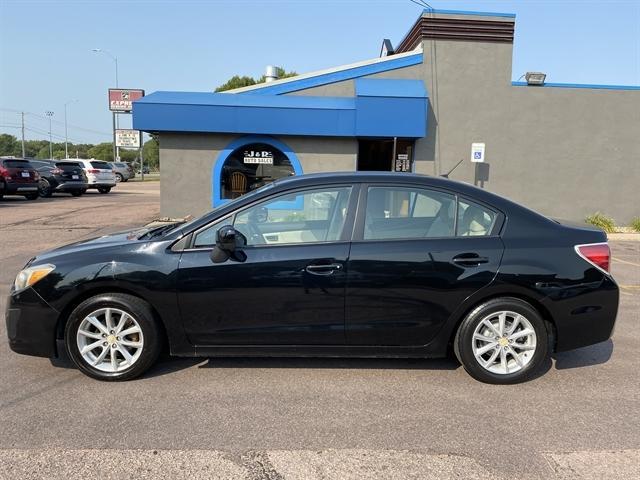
612,257,640,267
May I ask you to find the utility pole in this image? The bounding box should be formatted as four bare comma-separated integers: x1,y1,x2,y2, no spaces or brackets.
92,48,120,161
64,99,78,159
20,112,26,158
45,111,54,159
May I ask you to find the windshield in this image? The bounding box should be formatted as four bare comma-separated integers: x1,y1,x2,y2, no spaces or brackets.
164,182,276,236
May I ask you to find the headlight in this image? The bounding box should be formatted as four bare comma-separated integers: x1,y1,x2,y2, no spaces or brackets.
13,264,56,292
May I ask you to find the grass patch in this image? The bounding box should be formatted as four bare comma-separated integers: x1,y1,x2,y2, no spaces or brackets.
630,217,640,233
585,212,616,233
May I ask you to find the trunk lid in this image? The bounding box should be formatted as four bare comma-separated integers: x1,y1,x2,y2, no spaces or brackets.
3,159,37,183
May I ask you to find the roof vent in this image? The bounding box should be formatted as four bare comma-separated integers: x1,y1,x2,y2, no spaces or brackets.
265,65,279,83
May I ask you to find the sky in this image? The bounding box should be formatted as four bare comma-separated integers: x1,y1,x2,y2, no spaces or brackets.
1,0,639,145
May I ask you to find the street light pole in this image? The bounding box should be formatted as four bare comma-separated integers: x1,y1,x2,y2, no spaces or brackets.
92,48,120,161
45,111,54,159
64,99,78,159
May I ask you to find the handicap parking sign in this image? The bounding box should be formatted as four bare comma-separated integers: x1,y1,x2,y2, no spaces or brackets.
471,143,486,163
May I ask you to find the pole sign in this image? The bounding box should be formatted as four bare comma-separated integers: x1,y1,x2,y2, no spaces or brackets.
471,143,486,163
109,89,145,112
115,129,141,148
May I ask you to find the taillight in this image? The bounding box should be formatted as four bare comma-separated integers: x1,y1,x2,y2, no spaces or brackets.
575,243,611,274
88,169,100,174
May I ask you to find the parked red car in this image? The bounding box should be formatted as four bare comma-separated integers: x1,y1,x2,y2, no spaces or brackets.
0,157,40,200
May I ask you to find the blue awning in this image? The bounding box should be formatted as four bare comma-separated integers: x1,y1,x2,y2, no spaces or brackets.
132,79,428,138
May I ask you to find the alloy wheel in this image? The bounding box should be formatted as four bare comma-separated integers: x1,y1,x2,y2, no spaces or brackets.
76,307,144,373
471,310,537,375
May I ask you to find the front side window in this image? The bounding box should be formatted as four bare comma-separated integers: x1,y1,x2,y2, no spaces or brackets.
456,199,496,236
221,143,295,200
234,187,352,246
364,186,456,240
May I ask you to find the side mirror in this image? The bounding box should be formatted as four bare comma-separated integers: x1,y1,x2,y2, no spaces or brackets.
210,226,247,263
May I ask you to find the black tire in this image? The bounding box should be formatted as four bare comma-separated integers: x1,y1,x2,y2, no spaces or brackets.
71,190,82,197
115,173,123,183
81,188,87,194
98,187,111,194
454,297,548,384
25,193,39,200
38,178,53,198
64,293,162,381
122,178,128,182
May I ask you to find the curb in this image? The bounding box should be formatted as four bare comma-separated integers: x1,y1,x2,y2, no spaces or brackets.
608,233,640,241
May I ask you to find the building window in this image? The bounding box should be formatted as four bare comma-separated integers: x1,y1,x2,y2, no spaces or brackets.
220,142,295,200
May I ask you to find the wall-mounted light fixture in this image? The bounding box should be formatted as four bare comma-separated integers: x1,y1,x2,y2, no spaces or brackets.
525,72,547,86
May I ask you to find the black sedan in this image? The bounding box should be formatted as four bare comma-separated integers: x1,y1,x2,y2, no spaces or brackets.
30,160,88,197
5,173,618,383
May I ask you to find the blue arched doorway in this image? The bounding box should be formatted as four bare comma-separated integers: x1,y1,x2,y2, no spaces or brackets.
212,135,303,208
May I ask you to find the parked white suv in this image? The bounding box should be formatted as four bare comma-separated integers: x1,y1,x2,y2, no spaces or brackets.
76,159,117,194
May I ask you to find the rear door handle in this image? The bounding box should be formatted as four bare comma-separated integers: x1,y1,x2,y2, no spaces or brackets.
452,254,489,267
305,263,343,275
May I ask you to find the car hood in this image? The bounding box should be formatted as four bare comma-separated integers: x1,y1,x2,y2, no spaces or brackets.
31,229,149,264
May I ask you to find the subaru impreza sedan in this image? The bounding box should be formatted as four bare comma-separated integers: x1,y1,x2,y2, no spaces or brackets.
6,172,618,383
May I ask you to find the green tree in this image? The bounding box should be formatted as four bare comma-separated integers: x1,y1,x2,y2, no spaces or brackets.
215,75,257,92
0,134,18,156
142,136,159,169
87,142,114,161
214,67,297,92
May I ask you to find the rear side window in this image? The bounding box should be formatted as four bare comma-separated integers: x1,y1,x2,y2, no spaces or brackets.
457,199,497,236
364,186,456,240
90,161,112,169
3,159,33,169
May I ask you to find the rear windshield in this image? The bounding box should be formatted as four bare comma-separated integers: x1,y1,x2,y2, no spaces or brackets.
114,162,128,167
57,162,82,171
3,159,33,168
90,161,112,169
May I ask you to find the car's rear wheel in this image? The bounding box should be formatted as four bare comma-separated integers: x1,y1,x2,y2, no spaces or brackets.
65,293,161,381
38,178,53,197
454,298,548,384
98,187,111,194
115,173,123,183
24,193,39,200
71,190,82,197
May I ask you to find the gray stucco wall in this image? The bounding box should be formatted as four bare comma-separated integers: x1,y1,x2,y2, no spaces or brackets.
159,134,356,218
157,24,639,224
289,40,640,224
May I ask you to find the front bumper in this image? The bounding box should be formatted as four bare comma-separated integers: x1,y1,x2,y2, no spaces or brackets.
5,287,60,358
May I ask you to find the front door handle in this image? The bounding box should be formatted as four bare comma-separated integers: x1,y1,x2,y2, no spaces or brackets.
305,263,343,275
452,254,489,267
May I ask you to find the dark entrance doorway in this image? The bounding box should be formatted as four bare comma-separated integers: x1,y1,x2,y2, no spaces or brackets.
357,139,414,172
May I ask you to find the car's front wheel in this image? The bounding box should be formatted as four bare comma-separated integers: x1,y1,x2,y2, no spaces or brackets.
115,173,123,183
454,297,548,384
65,293,161,381
97,187,111,194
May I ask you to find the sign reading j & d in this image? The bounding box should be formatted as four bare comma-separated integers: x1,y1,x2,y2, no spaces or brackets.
109,89,145,112
243,150,274,164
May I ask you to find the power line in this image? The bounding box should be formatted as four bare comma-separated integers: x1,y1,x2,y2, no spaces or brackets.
0,108,112,137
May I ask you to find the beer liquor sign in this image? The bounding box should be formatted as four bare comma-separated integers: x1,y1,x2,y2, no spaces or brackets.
243,150,274,165
115,129,141,148
109,89,145,112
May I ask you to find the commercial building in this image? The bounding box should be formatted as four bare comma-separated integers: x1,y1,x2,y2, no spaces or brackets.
133,9,640,223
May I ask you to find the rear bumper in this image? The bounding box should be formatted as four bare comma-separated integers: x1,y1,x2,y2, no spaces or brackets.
1,182,38,194
55,181,88,192
545,275,619,352
86,182,116,188
5,287,60,358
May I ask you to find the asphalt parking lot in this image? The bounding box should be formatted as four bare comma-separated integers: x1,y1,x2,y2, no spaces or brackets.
0,182,638,479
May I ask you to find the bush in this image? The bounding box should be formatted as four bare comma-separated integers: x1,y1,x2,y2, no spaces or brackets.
630,217,640,233
585,212,616,233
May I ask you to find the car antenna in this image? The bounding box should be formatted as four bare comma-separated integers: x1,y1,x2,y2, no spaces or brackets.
441,159,464,178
